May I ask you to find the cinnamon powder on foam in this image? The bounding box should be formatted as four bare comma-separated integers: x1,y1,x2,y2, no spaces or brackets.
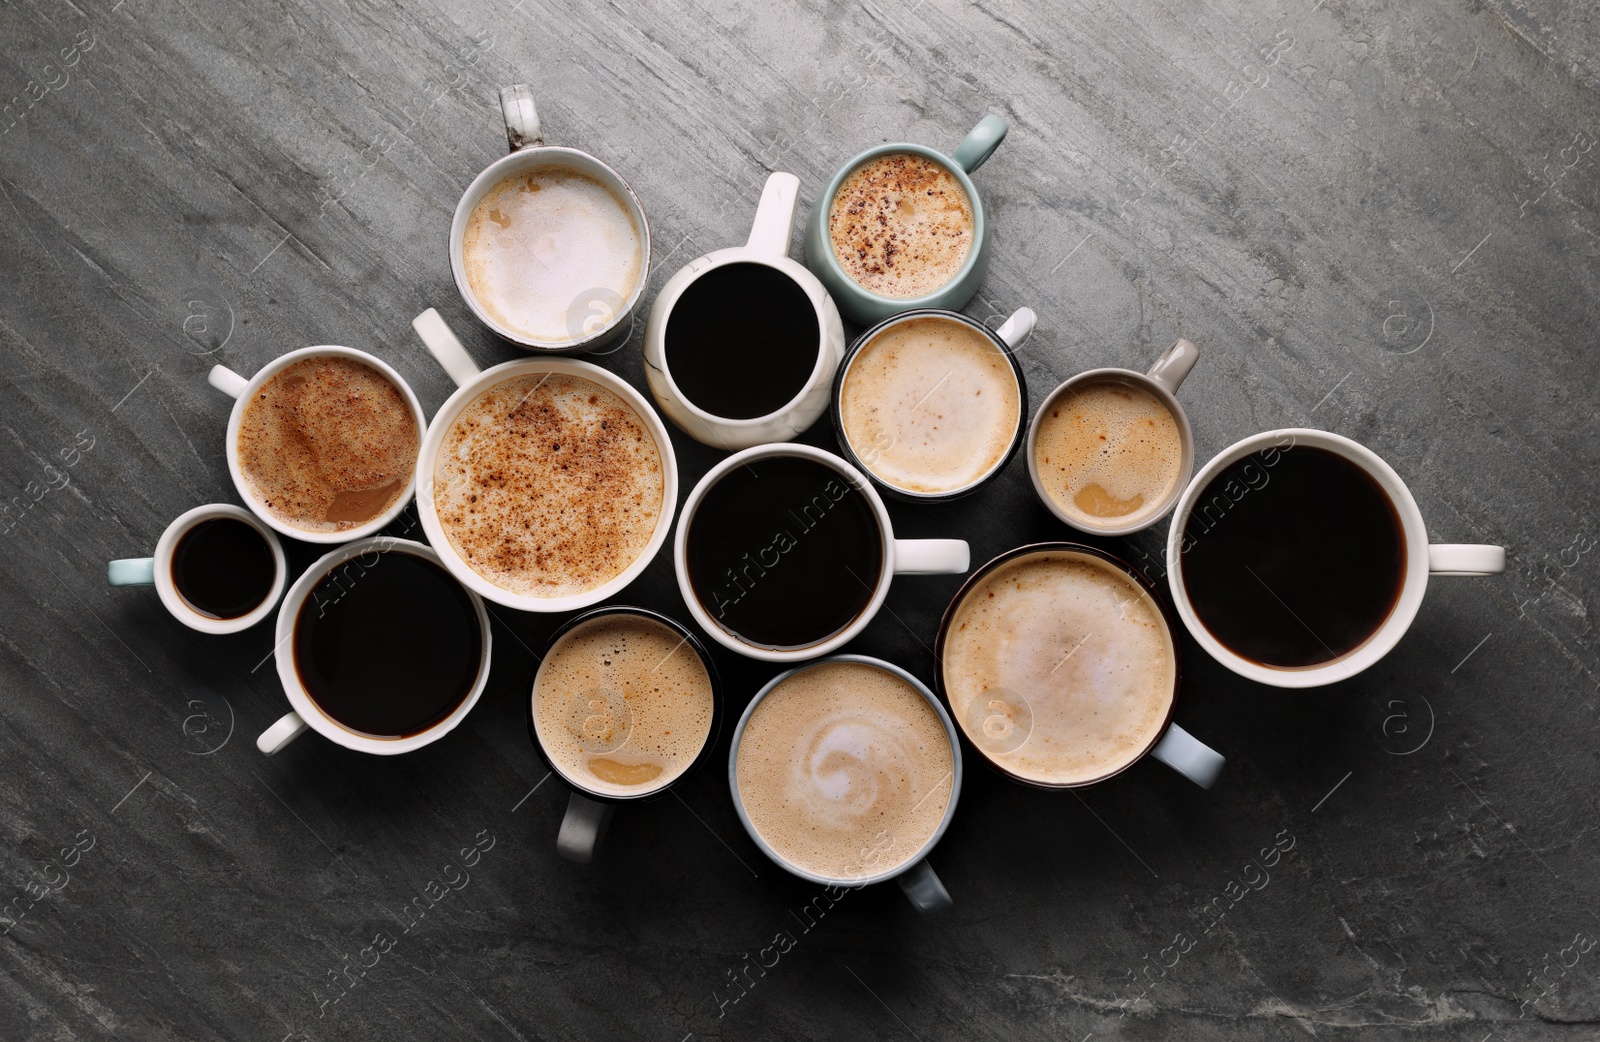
433,373,664,598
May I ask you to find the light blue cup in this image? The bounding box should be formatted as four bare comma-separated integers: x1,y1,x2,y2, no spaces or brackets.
803,115,1008,327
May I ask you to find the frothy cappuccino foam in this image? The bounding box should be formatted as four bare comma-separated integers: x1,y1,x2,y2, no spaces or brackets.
828,152,973,299
236,356,418,533
434,372,664,598
736,662,954,880
463,166,643,343
533,614,714,796
1033,378,1183,528
941,551,1175,786
840,316,1020,494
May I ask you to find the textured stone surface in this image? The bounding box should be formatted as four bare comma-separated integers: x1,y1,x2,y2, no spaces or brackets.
0,0,1596,1038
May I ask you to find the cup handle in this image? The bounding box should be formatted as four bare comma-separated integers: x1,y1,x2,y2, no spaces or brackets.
950,114,1008,174
107,558,156,586
744,171,800,257
895,859,952,914
1429,545,1506,577
257,712,309,755
1145,338,1200,395
499,84,543,152
556,792,615,863
412,308,483,388
207,364,250,399
894,539,970,575
1149,723,1225,789
993,307,1036,350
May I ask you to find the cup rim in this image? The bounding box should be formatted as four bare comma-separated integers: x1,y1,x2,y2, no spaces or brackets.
153,504,287,635
727,653,964,888
647,251,836,428
414,355,680,612
1163,428,1431,689
448,145,653,353
673,443,892,661
1025,366,1196,536
830,307,1029,502
524,605,724,804
273,537,492,755
223,345,427,545
933,541,1185,789
812,142,988,306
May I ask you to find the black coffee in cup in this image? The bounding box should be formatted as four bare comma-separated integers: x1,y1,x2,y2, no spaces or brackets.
293,550,484,738
1180,445,1405,668
685,455,882,649
170,518,275,620
664,263,818,419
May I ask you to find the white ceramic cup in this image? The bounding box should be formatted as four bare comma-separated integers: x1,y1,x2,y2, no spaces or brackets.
642,172,847,449
257,537,492,756
107,504,286,635
409,308,679,612
1165,428,1507,688
674,443,970,662
207,346,427,544
450,85,651,353
1027,338,1200,536
728,654,963,915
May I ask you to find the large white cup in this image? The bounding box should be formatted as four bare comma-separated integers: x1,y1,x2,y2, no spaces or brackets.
410,309,679,612
207,346,427,545
1165,428,1506,688
257,538,492,756
675,443,969,662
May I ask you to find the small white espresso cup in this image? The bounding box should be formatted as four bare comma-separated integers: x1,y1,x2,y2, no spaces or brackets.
207,346,427,545
409,308,680,612
1165,428,1506,688
674,443,970,662
642,172,846,449
107,504,286,634
450,85,651,353
257,538,492,756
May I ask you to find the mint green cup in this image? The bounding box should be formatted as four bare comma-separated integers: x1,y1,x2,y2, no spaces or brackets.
804,115,1007,327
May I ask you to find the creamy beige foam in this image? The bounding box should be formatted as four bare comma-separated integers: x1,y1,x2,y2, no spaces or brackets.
941,551,1175,786
736,662,954,880
533,614,714,797
463,166,643,343
236,356,418,533
434,372,664,598
827,153,973,299
1033,379,1183,528
840,316,1020,494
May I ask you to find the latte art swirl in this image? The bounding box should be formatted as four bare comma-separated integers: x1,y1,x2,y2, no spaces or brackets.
737,662,954,880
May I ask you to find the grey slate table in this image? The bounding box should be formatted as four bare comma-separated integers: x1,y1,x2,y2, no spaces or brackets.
2,0,1598,1038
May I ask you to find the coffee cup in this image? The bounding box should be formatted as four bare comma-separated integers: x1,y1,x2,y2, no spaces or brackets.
207,346,426,544
936,543,1225,790
804,115,1008,326
526,606,722,863
674,443,970,662
832,306,1036,501
643,172,846,449
108,504,287,634
728,654,963,914
1027,338,1200,536
449,85,650,353
410,308,679,612
257,537,492,756
1165,428,1506,688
